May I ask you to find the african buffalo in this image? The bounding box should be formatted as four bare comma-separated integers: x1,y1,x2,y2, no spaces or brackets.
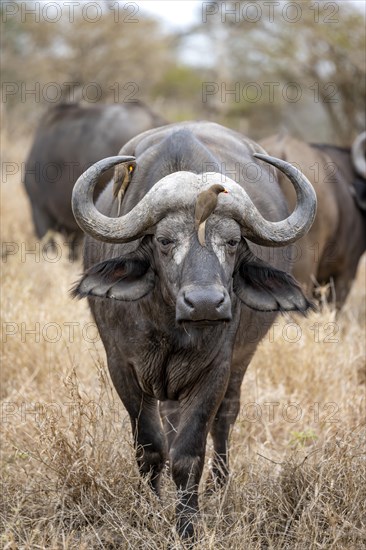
259,132,366,309
23,101,166,258
71,122,316,538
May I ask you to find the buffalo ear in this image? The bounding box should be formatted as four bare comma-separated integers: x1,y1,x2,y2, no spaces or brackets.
71,256,155,301
233,255,313,313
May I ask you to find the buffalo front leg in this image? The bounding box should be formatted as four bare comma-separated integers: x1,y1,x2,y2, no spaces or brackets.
209,388,240,488
107,360,167,496
130,395,168,496
209,359,252,489
169,370,230,539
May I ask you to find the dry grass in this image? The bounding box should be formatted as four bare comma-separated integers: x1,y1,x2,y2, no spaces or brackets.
1,132,365,549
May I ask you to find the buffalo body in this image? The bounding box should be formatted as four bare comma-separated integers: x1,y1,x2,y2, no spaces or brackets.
72,122,316,538
24,101,166,257
260,134,366,308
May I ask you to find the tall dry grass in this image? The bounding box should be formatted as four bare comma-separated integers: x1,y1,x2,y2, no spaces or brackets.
1,132,365,549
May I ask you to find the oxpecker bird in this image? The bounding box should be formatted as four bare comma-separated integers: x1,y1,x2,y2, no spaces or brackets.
194,184,228,246
113,161,136,215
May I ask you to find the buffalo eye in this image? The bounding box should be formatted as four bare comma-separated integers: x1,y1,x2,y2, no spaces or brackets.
156,236,175,252
226,239,240,251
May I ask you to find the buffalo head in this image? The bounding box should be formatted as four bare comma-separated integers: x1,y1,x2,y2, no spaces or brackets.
71,155,317,322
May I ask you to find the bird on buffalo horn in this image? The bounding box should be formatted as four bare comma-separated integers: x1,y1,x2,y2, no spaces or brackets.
113,161,136,215
194,184,228,246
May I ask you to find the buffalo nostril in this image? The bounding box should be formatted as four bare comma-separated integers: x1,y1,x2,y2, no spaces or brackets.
176,287,232,323
184,290,226,310
183,292,195,309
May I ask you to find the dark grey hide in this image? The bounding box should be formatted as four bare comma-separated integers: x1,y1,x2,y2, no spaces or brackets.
73,122,312,539
23,101,166,259
311,143,366,307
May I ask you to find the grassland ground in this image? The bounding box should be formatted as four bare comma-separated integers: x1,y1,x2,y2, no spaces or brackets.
1,133,365,549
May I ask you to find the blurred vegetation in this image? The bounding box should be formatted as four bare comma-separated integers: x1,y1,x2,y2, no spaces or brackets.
1,4,365,546
194,0,365,141
1,0,365,144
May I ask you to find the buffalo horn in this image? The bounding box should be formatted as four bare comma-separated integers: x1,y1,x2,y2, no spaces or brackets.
72,154,317,246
